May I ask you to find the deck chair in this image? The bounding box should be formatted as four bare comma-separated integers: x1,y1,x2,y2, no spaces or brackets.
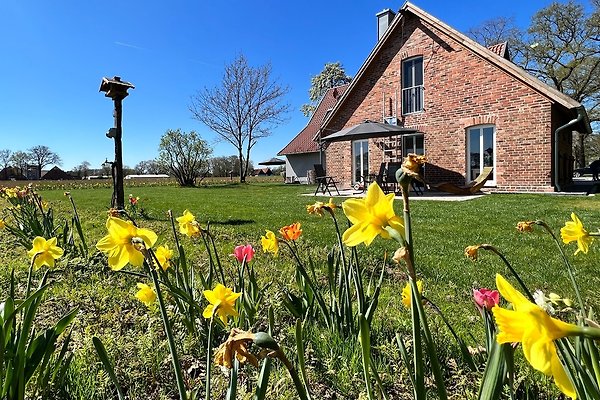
430,167,494,195
384,162,403,194
313,164,340,196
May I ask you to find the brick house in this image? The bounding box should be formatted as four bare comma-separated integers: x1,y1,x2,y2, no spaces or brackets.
279,84,348,183
314,2,591,192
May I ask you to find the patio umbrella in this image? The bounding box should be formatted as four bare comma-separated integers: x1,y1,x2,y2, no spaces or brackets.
258,157,286,166
322,120,418,142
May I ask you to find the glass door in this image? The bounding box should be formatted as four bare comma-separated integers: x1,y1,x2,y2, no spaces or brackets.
467,126,495,185
352,140,369,184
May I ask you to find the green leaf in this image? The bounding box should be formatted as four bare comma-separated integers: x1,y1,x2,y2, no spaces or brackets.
92,336,126,400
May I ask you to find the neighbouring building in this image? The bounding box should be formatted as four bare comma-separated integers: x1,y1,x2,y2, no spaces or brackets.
284,2,592,192
279,84,349,183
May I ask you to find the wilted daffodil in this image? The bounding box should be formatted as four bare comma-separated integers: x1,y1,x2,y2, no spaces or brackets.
307,198,337,217
214,328,259,369
516,221,535,233
464,245,481,261
492,274,581,399
135,283,156,306
155,245,174,271
261,230,279,256
341,183,404,247
401,280,423,309
560,213,593,255
176,209,201,238
96,217,158,270
402,153,427,175
0,219,5,229
27,236,64,269
279,222,302,241
203,283,242,325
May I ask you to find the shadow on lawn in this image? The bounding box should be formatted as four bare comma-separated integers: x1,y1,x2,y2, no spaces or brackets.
211,218,254,226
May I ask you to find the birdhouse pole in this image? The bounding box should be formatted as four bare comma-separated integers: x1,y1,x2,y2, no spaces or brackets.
99,76,134,210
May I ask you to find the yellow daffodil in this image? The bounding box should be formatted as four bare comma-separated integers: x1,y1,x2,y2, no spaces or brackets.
401,280,423,309
0,219,5,229
516,221,535,233
96,217,158,270
203,283,242,325
341,183,404,246
261,230,279,256
135,283,156,306
155,245,174,271
176,209,201,237
279,222,302,241
492,274,580,399
560,213,593,255
27,236,64,269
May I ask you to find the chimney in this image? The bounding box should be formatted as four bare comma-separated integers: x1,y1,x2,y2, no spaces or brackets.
376,9,396,41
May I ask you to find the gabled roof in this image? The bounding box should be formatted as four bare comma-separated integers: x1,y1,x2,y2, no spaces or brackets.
320,1,591,135
278,84,349,155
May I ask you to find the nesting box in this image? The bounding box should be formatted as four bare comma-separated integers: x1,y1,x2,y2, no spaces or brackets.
99,76,135,99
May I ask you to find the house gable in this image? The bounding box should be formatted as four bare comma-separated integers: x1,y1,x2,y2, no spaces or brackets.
319,2,587,192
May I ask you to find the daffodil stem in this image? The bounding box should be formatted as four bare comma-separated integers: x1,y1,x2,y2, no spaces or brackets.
399,177,416,280
149,265,187,400
25,256,36,298
205,314,216,400
482,245,534,302
536,221,585,316
274,348,310,400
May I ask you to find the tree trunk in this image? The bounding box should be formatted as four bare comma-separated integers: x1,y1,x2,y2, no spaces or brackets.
238,150,245,183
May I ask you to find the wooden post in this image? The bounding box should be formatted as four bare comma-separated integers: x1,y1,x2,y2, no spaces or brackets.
99,76,134,210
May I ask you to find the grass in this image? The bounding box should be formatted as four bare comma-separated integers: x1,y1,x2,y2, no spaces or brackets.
1,180,598,399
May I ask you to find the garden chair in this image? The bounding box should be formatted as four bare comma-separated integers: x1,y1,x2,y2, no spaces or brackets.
384,162,402,194
313,164,340,196
430,166,494,195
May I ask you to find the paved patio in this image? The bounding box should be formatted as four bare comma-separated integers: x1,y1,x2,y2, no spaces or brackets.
306,188,486,201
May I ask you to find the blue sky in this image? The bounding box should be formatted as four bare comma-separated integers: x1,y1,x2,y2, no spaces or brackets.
0,0,560,171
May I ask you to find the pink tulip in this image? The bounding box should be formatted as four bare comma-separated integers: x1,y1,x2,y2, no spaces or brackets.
473,288,499,310
232,244,255,263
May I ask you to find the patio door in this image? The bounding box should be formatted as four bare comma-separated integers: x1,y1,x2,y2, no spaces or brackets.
353,140,369,184
467,125,496,185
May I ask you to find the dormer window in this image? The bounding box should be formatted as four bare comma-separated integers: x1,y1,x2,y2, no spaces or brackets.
402,56,424,114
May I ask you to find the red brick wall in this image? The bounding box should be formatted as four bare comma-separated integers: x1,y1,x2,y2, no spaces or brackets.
324,16,561,192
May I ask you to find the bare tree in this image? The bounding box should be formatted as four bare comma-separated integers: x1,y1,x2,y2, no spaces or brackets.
27,145,62,179
158,129,212,186
135,159,167,175
10,151,30,178
0,149,11,170
72,161,91,178
190,54,290,183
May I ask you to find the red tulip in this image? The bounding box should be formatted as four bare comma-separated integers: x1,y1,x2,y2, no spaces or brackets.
473,288,499,310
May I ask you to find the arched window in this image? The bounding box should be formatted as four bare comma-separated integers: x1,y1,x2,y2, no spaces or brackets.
466,125,495,185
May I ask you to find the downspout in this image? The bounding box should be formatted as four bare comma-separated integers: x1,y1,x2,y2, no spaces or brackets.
554,106,586,192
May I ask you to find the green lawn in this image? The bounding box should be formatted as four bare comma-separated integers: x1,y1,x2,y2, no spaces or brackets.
1,181,598,399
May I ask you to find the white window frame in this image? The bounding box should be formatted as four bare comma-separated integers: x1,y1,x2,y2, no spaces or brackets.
402,56,424,115
466,125,496,186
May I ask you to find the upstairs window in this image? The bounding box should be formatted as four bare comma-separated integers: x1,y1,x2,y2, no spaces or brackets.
402,56,424,115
